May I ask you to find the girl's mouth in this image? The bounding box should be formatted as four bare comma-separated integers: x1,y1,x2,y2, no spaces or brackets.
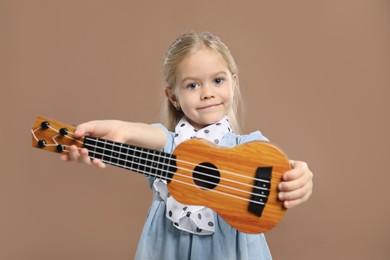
198,103,221,110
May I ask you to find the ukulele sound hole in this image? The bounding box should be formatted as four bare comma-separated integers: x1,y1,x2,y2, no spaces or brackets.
193,162,220,190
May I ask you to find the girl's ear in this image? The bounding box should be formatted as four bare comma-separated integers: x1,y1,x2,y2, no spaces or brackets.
165,87,180,110
231,74,238,99
232,73,238,89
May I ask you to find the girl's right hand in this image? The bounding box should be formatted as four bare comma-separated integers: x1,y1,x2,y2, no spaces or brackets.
60,120,167,169
60,120,132,168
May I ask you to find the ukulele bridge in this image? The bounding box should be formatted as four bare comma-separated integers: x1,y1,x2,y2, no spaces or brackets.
248,167,272,216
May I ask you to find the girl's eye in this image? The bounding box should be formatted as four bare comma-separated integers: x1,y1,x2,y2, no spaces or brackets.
214,77,224,85
187,83,199,90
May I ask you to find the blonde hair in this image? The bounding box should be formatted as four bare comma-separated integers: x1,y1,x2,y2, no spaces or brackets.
160,32,243,133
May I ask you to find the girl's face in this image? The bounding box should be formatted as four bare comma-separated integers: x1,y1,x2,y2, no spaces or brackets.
168,49,237,130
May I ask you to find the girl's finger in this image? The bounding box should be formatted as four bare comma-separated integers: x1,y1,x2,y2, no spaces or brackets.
283,160,306,181
92,159,106,169
79,148,92,165
282,187,313,209
279,181,312,201
60,154,70,161
68,145,80,161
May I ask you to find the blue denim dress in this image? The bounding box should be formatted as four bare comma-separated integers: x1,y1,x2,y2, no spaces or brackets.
135,124,272,260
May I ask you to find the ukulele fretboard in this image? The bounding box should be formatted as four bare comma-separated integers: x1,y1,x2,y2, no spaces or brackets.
84,136,177,181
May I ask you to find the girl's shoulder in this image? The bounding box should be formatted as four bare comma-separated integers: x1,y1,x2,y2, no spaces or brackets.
151,123,175,152
221,130,269,147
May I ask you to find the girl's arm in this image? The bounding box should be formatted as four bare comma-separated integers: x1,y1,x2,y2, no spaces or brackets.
278,160,313,209
60,120,167,168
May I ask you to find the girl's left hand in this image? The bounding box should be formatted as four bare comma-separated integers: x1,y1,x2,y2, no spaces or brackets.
278,160,313,209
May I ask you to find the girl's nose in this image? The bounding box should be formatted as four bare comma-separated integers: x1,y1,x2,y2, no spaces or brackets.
200,85,215,100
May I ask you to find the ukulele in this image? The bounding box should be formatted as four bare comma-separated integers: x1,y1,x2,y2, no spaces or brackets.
31,116,290,234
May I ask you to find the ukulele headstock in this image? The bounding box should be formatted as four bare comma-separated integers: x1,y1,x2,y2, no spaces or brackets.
31,116,83,154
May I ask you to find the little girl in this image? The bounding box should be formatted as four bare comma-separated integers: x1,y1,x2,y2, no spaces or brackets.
62,32,313,259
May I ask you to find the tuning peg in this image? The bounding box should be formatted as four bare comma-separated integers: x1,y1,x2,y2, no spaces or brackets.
38,140,46,148
40,121,50,130
59,128,68,136
56,144,65,152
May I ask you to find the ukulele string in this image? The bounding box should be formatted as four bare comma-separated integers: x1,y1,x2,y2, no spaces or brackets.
31,128,62,147
82,144,269,203
32,126,84,146
82,138,271,202
85,137,271,191
97,156,267,206
43,145,266,205
33,126,270,202
88,136,270,185
31,129,40,141
33,125,269,186
32,126,271,203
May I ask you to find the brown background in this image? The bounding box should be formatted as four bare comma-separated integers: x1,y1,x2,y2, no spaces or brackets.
1,0,389,259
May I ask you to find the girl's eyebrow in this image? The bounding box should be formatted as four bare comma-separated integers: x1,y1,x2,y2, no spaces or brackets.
180,76,199,84
180,71,229,84
214,71,228,76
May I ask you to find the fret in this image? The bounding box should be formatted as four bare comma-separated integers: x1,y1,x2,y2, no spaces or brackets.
110,141,120,165
149,150,158,177
165,155,176,182
138,147,146,173
94,139,104,160
163,154,170,180
109,141,117,164
158,152,167,179
144,149,153,174
100,139,112,164
133,148,141,172
84,136,97,158
125,144,135,170
154,151,164,179
118,143,127,169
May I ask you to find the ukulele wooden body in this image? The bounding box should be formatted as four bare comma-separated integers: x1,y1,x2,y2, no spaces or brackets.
171,139,289,233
